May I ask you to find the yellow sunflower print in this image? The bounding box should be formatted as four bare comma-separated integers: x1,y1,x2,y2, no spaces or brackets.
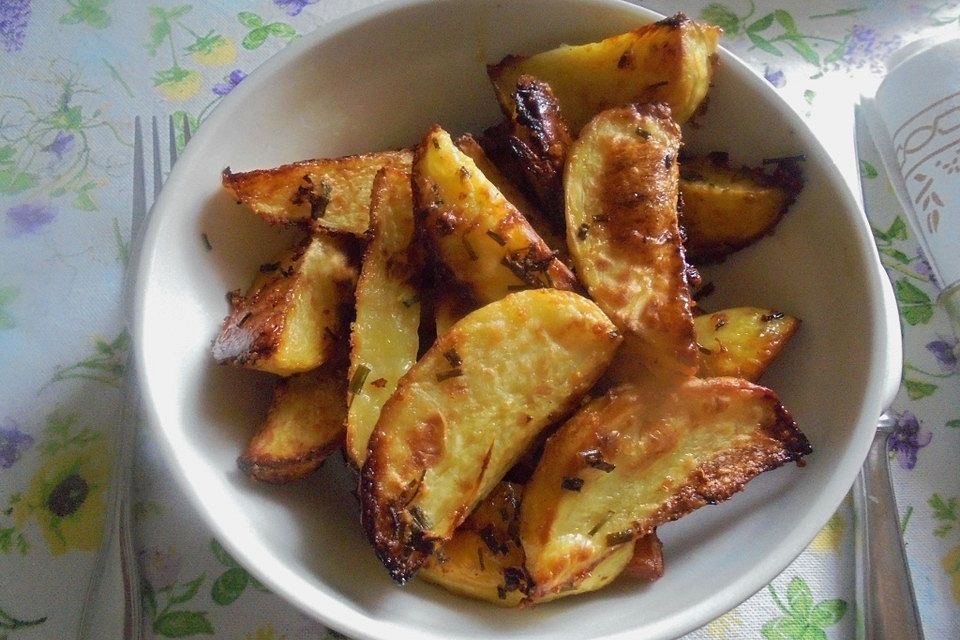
944,544,960,603
14,446,110,555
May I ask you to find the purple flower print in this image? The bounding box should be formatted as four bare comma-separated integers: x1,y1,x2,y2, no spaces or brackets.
764,67,786,88
41,131,75,162
0,0,31,53
140,545,182,590
213,69,247,96
0,418,33,469
6,202,55,237
888,410,932,470
832,25,902,74
914,247,935,283
927,335,958,375
274,0,318,17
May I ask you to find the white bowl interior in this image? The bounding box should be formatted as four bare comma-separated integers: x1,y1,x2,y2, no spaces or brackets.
135,1,898,639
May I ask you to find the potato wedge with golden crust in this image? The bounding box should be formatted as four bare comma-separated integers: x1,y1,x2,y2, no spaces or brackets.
212,233,358,376
496,76,573,225
360,289,621,583
420,482,528,606
520,377,810,601
421,481,634,606
413,125,578,305
695,307,800,381
346,166,422,468
680,153,804,262
222,150,413,236
566,103,698,379
488,14,721,133
454,133,568,265
238,362,347,483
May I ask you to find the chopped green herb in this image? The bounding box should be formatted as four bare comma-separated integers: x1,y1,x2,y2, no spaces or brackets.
349,364,371,395
588,511,614,536
462,235,478,260
605,528,634,546
580,448,615,472
436,368,463,382
485,229,506,245
409,505,431,530
443,349,462,368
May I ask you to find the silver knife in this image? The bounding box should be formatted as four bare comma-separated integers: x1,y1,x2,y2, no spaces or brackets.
851,104,925,640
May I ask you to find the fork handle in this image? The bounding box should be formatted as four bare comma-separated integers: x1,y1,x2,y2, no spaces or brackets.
854,430,925,640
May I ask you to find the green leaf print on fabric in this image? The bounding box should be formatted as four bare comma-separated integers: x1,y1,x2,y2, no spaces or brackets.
237,12,298,50
0,68,125,209
0,287,18,329
860,159,878,179
931,494,957,538
47,330,129,388
144,573,215,637
0,605,46,632
903,377,937,400
60,0,112,29
209,538,267,605
895,280,934,326
699,3,844,68
762,577,847,640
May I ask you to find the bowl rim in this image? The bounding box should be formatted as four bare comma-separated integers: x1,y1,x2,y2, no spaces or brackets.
133,0,903,638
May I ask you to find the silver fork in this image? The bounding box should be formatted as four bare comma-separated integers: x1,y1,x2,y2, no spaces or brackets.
77,115,190,640
853,412,925,639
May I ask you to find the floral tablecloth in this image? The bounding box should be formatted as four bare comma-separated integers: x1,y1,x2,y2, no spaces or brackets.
1,1,958,639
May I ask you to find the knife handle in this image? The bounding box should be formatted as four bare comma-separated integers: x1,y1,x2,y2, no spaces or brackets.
853,428,925,640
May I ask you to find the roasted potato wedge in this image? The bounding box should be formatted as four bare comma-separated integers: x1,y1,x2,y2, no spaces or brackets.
238,363,347,483
420,481,528,606
345,166,423,468
566,104,697,379
413,125,578,305
222,150,413,236
421,481,634,606
212,233,358,376
695,307,800,381
521,377,810,600
496,76,573,224
488,14,721,133
360,289,621,583
680,153,804,262
454,133,568,264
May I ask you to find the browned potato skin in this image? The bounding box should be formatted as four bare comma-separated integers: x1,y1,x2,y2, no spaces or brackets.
520,377,810,600
413,125,578,305
680,153,804,262
566,103,698,380
420,482,529,606
360,289,621,584
238,362,347,483
212,233,358,376
454,133,569,266
499,75,573,225
488,14,721,133
222,150,413,236
695,307,800,381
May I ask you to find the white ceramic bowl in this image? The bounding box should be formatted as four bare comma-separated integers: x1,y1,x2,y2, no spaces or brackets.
135,1,902,638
